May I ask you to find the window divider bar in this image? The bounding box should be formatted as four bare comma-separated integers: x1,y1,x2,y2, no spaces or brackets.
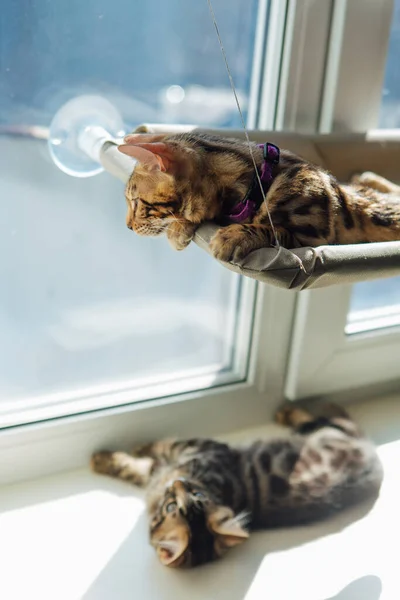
318,0,348,133
257,0,289,130
247,0,270,129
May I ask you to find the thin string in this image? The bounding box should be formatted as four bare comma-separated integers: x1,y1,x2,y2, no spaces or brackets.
206,0,307,274
206,0,280,249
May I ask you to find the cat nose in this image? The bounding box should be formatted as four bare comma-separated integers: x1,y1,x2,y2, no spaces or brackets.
127,224,132,230
170,479,189,511
172,480,186,493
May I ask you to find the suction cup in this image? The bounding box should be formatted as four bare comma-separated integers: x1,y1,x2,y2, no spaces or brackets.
48,95,126,178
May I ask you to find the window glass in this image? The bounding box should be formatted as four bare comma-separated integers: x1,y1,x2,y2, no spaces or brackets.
347,277,400,335
379,0,400,128
347,2,400,335
0,0,259,419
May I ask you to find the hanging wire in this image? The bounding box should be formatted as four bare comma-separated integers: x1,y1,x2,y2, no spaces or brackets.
206,0,280,248
207,0,308,274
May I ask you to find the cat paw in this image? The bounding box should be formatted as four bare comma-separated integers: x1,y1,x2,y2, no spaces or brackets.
350,173,362,186
91,450,132,477
353,171,378,181
275,404,313,428
91,451,152,485
275,402,350,428
167,222,196,251
168,234,193,251
131,443,153,457
351,171,381,189
91,451,116,475
209,225,252,262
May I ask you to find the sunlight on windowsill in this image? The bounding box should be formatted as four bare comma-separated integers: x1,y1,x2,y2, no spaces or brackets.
0,483,146,600
0,397,399,600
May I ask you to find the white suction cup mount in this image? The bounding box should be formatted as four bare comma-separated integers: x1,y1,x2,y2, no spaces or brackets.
48,95,126,178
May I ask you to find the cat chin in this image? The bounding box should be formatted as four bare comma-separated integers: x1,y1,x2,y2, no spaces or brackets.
135,225,167,236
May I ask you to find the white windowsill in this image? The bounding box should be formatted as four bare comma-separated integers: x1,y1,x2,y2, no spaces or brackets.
0,394,399,600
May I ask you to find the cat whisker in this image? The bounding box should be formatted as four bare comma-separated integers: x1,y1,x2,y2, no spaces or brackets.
164,211,188,224
228,510,251,529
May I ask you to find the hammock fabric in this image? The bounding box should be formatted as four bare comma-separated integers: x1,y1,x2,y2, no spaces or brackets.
101,126,400,290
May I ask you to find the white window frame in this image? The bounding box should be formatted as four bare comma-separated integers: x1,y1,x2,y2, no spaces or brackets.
283,0,400,400
0,0,296,485
276,0,394,135
285,285,400,400
2,0,399,486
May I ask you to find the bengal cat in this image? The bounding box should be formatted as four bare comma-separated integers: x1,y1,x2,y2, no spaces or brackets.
91,403,382,568
118,132,400,262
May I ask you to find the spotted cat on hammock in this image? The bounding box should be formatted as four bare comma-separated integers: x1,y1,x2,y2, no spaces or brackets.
91,403,382,568
118,132,400,262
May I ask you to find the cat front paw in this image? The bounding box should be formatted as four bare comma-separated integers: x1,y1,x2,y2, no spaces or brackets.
350,173,362,186
167,221,197,251
209,225,251,262
350,171,399,194
91,451,153,485
350,172,378,188
91,451,117,475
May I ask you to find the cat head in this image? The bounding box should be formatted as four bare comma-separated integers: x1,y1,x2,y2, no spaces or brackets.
119,133,254,237
119,134,211,236
149,477,249,568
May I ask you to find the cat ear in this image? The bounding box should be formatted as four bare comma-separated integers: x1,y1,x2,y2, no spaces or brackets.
118,141,180,173
117,144,165,172
124,133,168,144
208,509,250,548
156,534,189,568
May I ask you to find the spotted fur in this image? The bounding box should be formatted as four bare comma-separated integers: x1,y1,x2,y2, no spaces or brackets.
91,403,382,568
119,132,400,261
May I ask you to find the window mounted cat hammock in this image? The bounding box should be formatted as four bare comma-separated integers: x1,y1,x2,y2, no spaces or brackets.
49,95,400,291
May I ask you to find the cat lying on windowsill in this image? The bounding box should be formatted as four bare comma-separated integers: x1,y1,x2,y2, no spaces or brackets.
117,132,400,262
91,402,382,568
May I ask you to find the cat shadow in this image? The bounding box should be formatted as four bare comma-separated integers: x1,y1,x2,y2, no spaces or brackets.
325,574,382,600
247,493,378,556
82,482,379,600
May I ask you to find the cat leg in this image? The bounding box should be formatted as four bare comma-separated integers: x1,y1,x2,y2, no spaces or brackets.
167,220,197,251
351,171,400,194
276,402,360,437
91,451,154,486
209,224,294,262
131,439,183,467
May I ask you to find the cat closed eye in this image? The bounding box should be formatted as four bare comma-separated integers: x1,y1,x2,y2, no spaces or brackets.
165,501,177,513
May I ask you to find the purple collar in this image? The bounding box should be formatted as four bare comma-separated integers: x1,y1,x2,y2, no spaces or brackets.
223,142,280,224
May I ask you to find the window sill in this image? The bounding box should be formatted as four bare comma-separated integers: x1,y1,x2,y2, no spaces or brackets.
0,382,273,487
0,394,399,599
